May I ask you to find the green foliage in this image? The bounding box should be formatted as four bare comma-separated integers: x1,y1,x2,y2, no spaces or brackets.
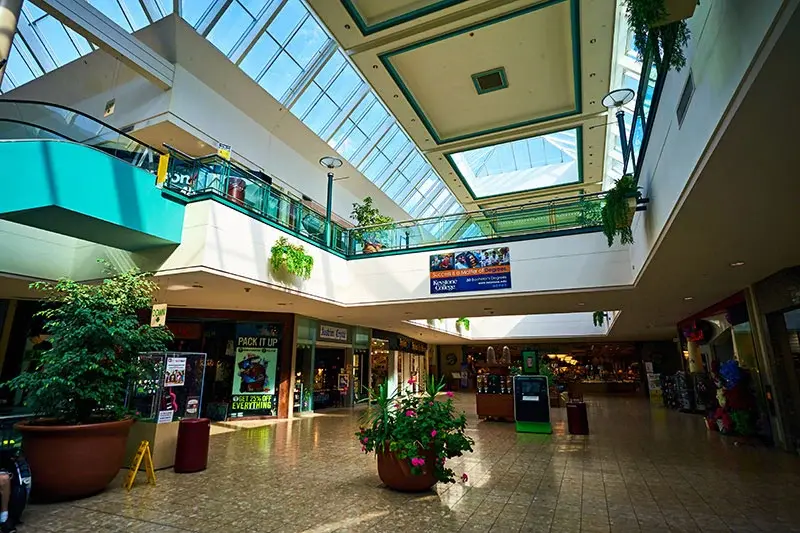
356,377,474,484
455,317,470,332
6,263,172,424
624,0,691,72
350,197,394,245
581,198,603,227
539,363,556,387
593,311,607,327
601,174,641,247
270,237,314,279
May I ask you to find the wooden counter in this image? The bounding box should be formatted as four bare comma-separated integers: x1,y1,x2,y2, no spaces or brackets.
476,393,514,421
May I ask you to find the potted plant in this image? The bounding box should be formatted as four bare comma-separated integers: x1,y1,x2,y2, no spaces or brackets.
270,236,314,279
601,174,641,246
8,265,172,501
593,311,609,327
624,0,694,72
455,317,470,333
356,378,474,492
351,197,394,253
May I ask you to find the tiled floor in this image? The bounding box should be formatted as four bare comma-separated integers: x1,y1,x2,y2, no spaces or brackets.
18,394,800,532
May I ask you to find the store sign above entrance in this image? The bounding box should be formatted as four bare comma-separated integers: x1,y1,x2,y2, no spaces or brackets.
319,324,348,343
429,246,511,294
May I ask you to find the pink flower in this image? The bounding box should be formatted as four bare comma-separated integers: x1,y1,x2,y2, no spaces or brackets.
411,457,425,467
429,402,434,406
446,391,454,398
394,402,401,409
361,437,368,444
408,377,416,385
405,410,416,417
461,473,469,483
361,446,366,453
431,429,437,437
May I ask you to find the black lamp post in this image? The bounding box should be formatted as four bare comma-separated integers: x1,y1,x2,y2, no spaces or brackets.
319,156,343,247
602,88,636,172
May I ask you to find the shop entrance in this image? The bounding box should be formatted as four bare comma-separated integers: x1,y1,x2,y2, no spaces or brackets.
312,345,350,410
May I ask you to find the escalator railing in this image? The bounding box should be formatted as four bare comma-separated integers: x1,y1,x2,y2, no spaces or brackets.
0,98,161,173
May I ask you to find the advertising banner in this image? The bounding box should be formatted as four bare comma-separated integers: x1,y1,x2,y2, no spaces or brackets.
231,323,281,417
429,246,511,294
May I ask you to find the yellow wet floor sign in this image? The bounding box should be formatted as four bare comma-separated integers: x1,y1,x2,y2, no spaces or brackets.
124,440,156,490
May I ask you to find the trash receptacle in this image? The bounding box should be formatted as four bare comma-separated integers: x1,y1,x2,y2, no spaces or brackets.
174,418,210,473
566,401,589,435
227,178,246,206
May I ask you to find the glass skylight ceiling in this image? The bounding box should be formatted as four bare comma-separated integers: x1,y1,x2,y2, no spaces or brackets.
450,128,580,199
0,0,463,232
603,28,655,188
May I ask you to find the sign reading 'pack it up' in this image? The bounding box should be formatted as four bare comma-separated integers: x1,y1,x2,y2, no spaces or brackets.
429,247,511,294
319,324,348,342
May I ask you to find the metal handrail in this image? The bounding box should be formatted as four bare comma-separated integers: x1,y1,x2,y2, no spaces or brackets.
0,98,163,155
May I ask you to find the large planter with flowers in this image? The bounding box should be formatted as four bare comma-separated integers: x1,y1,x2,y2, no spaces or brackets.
376,445,437,492
356,378,474,493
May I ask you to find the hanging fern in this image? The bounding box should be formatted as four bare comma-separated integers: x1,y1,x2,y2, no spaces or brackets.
593,311,608,327
624,0,692,72
601,174,641,247
456,317,470,331
270,237,314,279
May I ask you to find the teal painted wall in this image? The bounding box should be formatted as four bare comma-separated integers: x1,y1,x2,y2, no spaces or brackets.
0,140,184,250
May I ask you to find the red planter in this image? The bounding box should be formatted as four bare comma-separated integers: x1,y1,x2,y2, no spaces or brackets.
376,446,436,492
16,418,134,502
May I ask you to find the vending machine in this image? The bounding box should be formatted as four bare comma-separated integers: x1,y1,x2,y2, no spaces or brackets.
513,375,552,434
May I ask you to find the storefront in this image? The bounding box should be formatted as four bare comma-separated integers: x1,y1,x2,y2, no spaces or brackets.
751,266,800,452
163,309,295,420
673,292,770,443
372,330,428,394
294,318,369,412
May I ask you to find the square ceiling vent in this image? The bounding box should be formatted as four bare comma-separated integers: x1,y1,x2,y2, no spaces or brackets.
471,67,508,95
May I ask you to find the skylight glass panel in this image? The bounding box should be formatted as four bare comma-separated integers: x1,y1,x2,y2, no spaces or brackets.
452,128,580,198
285,17,327,69
266,0,305,44
181,0,214,27
207,1,256,56
238,32,280,81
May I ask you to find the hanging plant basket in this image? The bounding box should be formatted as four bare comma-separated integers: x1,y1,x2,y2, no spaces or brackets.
270,237,314,279
653,0,697,27
601,175,641,247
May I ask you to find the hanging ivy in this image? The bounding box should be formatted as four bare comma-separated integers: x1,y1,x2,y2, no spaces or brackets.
593,311,608,327
601,174,641,247
624,0,692,72
270,237,314,280
455,317,470,331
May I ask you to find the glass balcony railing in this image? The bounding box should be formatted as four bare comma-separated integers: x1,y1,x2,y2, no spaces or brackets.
162,146,352,256
162,143,605,257
347,193,604,256
0,99,607,258
0,98,161,173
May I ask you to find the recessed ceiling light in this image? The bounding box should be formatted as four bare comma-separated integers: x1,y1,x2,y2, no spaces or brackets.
730,261,745,267
683,296,693,301
577,302,585,306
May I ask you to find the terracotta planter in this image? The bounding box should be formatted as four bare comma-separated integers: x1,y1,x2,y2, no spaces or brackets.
376,446,436,492
616,197,638,229
652,0,697,27
16,417,134,502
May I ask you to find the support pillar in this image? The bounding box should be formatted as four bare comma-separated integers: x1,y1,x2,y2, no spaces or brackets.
0,0,23,87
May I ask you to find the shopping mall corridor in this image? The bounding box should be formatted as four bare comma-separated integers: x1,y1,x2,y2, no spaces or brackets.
19,394,800,533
